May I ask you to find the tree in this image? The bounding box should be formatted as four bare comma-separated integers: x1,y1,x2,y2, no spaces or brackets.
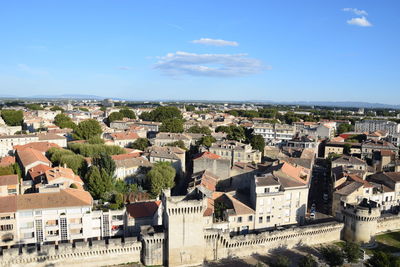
270,255,290,267
146,162,175,196
54,113,76,129
319,245,345,267
25,103,44,110
139,106,182,122
92,153,116,178
50,105,64,112
130,138,150,151
107,112,124,124
68,143,125,157
59,154,87,177
160,118,184,133
337,123,353,135
0,110,23,126
343,143,352,155
197,136,216,148
85,165,113,201
88,136,105,144
73,119,102,140
251,134,265,152
366,251,400,267
185,105,195,112
165,140,187,150
187,125,211,135
298,254,317,267
119,108,136,119
343,241,362,263
215,125,245,142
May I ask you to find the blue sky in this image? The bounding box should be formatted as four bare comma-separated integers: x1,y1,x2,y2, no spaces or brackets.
0,0,399,104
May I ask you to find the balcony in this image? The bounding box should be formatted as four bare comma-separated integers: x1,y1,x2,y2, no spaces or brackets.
70,233,84,239
45,235,60,242
45,224,59,231
69,223,83,229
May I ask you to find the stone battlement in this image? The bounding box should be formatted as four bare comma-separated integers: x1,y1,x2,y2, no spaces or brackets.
0,237,141,267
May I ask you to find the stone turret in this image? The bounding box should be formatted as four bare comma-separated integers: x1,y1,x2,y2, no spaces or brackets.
343,199,381,243
163,191,207,267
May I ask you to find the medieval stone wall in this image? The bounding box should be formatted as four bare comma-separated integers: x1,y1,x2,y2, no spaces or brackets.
0,237,141,267
377,214,400,234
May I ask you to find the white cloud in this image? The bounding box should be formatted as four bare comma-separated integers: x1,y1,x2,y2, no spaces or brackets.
343,8,368,16
17,64,48,75
191,38,239,47
154,51,266,77
347,16,372,27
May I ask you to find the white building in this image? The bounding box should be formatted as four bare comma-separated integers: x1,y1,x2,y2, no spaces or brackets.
355,120,400,135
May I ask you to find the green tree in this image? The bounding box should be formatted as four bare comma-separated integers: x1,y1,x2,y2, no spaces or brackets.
107,112,124,124
73,119,102,140
197,135,216,148
68,143,125,157
88,136,105,144
319,245,345,267
25,103,44,110
59,154,87,177
165,140,187,150
160,118,184,133
50,105,64,112
270,255,290,267
366,251,400,267
343,143,352,155
85,166,113,201
146,162,176,196
54,113,76,129
187,125,211,135
0,110,23,126
298,254,317,267
343,242,362,263
46,147,75,165
139,106,182,122
215,125,246,142
250,134,265,152
130,138,150,151
92,153,116,178
185,105,195,112
337,123,354,135
119,108,136,119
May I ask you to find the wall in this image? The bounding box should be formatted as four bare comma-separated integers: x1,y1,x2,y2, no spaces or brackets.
0,237,141,267
377,214,400,233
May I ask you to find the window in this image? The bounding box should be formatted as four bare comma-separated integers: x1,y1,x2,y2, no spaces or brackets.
237,217,242,223
248,216,253,222
259,217,263,223
23,232,34,239
264,188,270,193
0,224,13,231
266,216,271,222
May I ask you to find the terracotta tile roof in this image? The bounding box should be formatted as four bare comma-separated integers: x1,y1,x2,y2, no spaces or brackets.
0,195,17,213
214,192,254,216
0,156,15,167
347,174,373,188
45,167,84,185
28,164,53,182
112,153,141,161
193,151,221,160
126,200,161,218
279,161,309,184
14,142,60,153
17,148,51,167
0,174,18,186
380,150,395,157
203,197,214,217
37,132,66,140
114,157,152,169
16,189,92,210
189,170,218,192
110,131,139,140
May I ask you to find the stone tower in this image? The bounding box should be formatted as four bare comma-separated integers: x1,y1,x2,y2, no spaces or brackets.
342,199,381,243
163,191,207,267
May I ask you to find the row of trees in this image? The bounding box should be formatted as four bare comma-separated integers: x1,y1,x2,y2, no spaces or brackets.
107,108,136,124
0,110,23,126
67,143,125,157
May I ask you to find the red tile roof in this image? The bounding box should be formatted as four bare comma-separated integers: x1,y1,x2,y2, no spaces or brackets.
17,148,51,168
193,151,221,160
112,153,141,161
0,195,17,213
0,156,15,167
126,200,161,218
28,164,52,182
110,132,139,140
0,175,18,186
14,142,60,153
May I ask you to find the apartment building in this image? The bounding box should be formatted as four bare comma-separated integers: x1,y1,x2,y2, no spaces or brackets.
253,123,295,145
209,140,262,166
355,120,400,135
145,146,186,175
361,140,399,160
153,133,192,149
0,195,17,247
108,131,139,148
0,134,39,157
0,175,19,196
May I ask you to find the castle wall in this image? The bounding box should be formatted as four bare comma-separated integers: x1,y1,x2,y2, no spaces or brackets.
0,237,141,267
377,214,400,234
203,222,343,261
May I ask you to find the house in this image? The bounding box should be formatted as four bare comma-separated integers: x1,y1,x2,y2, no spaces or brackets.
16,148,52,175
37,133,67,147
209,140,262,166
13,142,60,155
153,133,192,149
125,201,162,236
0,175,19,196
108,131,139,148
0,156,15,167
112,155,152,181
145,146,186,176
361,140,399,160
324,141,362,158
0,195,17,247
193,151,231,180
41,166,84,190
0,134,39,157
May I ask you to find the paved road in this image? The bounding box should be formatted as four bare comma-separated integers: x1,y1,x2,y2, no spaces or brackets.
308,158,332,217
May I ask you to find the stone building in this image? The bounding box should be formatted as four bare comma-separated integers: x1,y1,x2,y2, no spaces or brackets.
153,133,192,149
145,146,186,176
209,140,262,166
192,151,231,180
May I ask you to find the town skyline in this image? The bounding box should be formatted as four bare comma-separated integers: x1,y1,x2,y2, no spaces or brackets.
1,0,400,104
